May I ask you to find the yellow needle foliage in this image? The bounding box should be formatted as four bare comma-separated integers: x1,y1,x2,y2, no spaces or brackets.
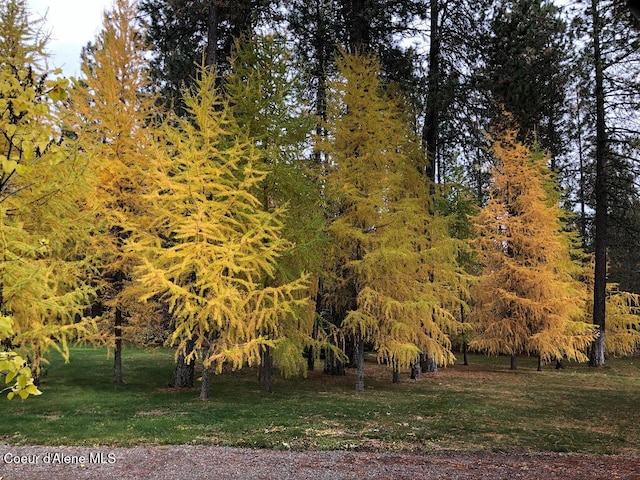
0,0,96,382
225,35,328,378
472,128,596,363
603,284,640,357
322,52,463,376
130,64,311,373
69,0,162,347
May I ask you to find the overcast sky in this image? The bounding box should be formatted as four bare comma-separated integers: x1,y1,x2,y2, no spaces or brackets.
28,0,113,77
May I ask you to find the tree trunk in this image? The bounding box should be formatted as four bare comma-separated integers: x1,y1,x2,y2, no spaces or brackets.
392,362,400,384
510,354,517,370
324,345,346,375
590,0,607,368
30,346,41,387
174,338,196,388
420,354,438,373
199,346,210,401
113,307,123,384
461,303,469,366
347,0,371,52
462,342,469,366
422,0,440,183
537,355,542,372
576,88,588,247
205,0,219,68
355,335,365,392
261,345,273,393
312,1,328,166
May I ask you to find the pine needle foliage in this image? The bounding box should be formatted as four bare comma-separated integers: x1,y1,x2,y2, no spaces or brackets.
0,0,96,381
322,52,463,384
130,64,311,374
471,127,596,364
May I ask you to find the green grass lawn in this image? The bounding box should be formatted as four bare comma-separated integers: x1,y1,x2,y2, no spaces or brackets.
1,347,639,454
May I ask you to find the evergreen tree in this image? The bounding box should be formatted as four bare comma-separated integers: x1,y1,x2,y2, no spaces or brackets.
481,0,570,163
139,0,273,113
69,0,163,384
0,0,96,384
130,65,311,400
471,126,595,368
323,52,462,390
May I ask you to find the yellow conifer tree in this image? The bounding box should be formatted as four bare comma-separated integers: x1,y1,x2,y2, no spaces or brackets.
68,0,163,383
130,64,310,399
322,52,463,390
224,35,326,391
471,127,595,368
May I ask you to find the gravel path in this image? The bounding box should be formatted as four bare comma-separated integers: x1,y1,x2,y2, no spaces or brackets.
1,446,639,480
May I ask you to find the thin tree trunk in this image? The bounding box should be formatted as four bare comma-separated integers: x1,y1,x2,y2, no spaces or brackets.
313,1,328,166
590,0,607,367
30,346,41,387
576,88,588,247
422,0,440,183
355,335,365,392
392,362,400,384
205,0,219,68
510,354,517,370
461,303,469,366
199,346,210,401
323,344,346,375
261,345,273,393
410,361,420,379
537,355,542,372
174,338,196,388
113,307,123,384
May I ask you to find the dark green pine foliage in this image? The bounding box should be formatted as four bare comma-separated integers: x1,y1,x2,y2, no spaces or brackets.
139,0,272,113
482,0,570,162
421,0,493,186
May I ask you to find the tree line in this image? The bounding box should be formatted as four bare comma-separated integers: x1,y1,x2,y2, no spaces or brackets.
1,0,639,399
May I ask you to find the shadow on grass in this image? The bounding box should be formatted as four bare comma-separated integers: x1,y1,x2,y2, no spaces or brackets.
2,347,638,455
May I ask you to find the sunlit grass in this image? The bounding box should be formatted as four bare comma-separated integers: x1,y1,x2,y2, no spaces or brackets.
1,347,638,454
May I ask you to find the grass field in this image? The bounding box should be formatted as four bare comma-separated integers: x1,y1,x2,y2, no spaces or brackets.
1,347,639,454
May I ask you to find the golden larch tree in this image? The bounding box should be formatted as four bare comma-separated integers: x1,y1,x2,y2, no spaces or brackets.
224,35,326,391
130,65,310,400
604,284,640,357
322,52,463,391
69,0,162,384
471,127,595,368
